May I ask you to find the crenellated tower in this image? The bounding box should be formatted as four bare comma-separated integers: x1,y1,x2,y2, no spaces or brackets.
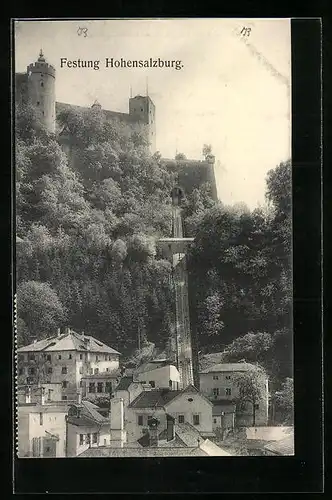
129,95,156,153
26,50,56,132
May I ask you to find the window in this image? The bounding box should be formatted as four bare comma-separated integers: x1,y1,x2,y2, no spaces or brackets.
36,101,40,105
79,367,83,374
94,368,99,374
46,354,51,362
254,404,259,410
47,367,52,374
79,434,84,445
40,82,44,87
29,367,35,375
178,415,185,424
62,381,68,389
213,418,217,424
169,380,172,388
61,395,67,401
138,415,144,426
89,383,95,393
48,389,52,401
97,382,103,393
141,108,143,112
225,375,231,380
79,380,83,387
193,414,200,426
93,433,98,444
61,367,67,374
105,382,112,393
96,355,99,361
213,375,219,380
86,434,91,445
225,388,232,396
39,413,43,425
69,354,72,359
149,380,155,388
141,381,146,384
58,355,62,360
28,354,35,361
213,388,219,397
106,368,110,372
79,354,83,360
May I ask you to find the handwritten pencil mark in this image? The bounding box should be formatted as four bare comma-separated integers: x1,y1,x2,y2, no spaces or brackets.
240,27,251,37
77,27,88,38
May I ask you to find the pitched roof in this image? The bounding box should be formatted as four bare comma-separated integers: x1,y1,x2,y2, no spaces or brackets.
175,422,202,447
264,435,294,456
134,360,172,374
78,446,207,457
115,376,133,391
67,400,109,427
199,439,232,456
200,362,258,374
18,330,120,355
128,385,212,409
129,388,181,409
82,370,121,380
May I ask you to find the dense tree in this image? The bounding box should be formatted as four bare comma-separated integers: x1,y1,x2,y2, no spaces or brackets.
273,377,294,425
17,281,67,342
233,365,268,426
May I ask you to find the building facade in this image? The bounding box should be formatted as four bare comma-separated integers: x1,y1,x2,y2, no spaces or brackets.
200,362,269,426
133,360,181,390
17,328,121,402
18,401,69,458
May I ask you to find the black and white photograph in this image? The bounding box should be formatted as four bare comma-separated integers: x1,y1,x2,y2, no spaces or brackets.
14,18,293,459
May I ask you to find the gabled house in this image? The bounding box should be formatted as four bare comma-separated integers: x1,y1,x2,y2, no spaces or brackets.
66,399,111,457
133,360,181,390
126,385,213,444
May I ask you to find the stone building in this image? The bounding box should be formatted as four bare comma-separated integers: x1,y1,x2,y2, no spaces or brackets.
17,328,121,402
15,51,218,199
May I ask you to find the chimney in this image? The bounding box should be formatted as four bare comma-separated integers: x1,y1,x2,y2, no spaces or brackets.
148,417,160,447
41,387,46,405
110,398,126,448
77,390,82,405
25,386,31,404
57,328,61,337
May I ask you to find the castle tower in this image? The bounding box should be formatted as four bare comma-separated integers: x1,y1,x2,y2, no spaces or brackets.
26,50,56,132
158,187,195,389
129,95,156,153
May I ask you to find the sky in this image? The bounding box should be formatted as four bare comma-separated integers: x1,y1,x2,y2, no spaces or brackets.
14,19,291,209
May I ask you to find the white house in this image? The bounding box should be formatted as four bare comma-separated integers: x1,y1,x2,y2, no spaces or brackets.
126,385,213,444
133,360,181,390
18,400,70,458
200,362,269,426
66,400,111,457
17,328,121,402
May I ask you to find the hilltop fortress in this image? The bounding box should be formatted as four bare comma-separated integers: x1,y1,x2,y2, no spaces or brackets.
15,51,218,200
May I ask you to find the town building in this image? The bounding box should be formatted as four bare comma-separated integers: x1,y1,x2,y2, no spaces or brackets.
199,362,269,427
81,370,121,402
125,385,214,444
133,359,181,390
17,328,121,402
66,399,111,457
17,395,70,458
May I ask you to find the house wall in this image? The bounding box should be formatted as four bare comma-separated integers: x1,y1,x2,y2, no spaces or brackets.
114,383,145,421
18,406,68,457
200,371,269,427
126,408,166,443
67,422,111,457
135,365,180,389
165,393,213,433
17,412,30,458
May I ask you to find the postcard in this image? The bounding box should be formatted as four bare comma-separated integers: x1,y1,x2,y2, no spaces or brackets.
14,18,293,460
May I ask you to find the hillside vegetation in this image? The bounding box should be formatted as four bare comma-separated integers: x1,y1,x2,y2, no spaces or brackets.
15,102,292,393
